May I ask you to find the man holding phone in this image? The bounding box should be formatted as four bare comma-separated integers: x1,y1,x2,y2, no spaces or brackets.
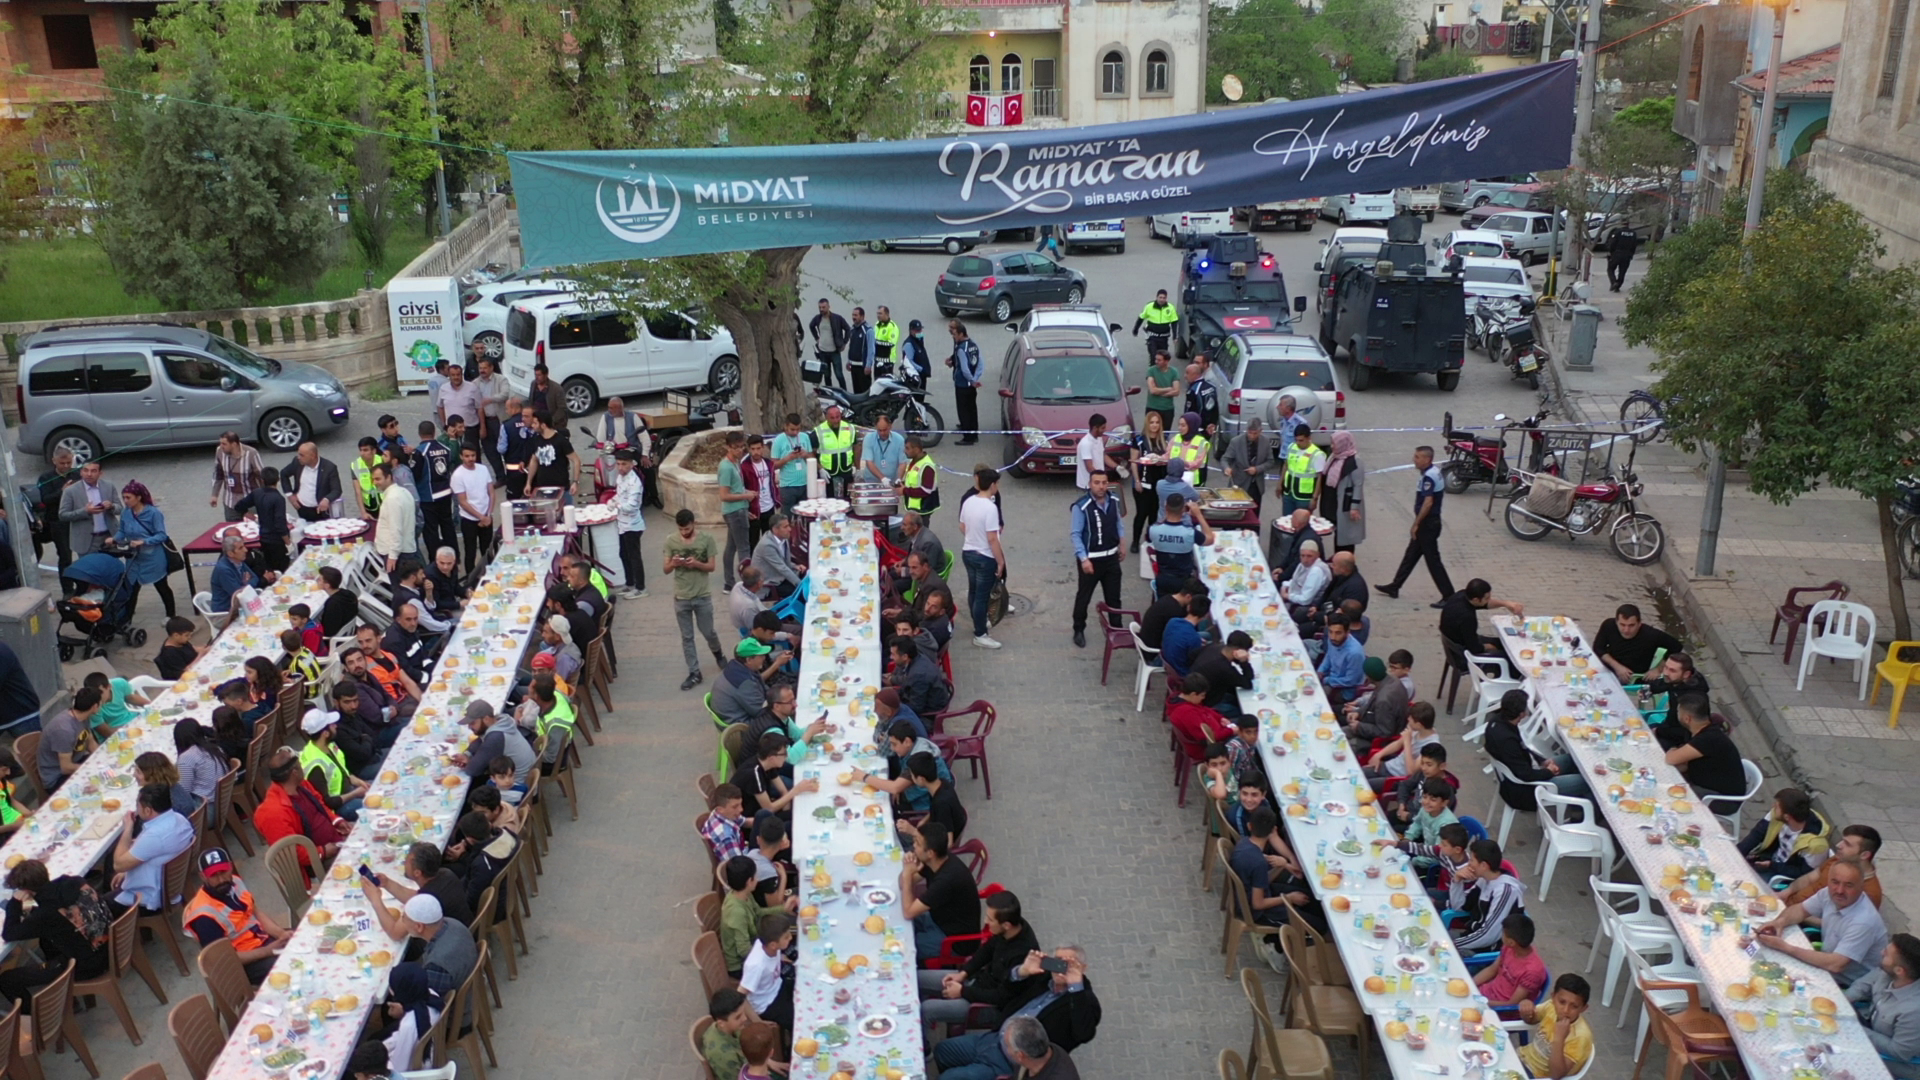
357,842,475,930
182,848,293,985
931,946,1102,1077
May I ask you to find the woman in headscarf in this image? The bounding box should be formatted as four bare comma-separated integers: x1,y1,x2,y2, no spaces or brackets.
115,480,176,619
1169,411,1212,487
1319,430,1365,554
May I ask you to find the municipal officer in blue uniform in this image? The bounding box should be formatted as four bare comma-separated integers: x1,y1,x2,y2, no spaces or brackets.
1068,472,1127,648
1376,445,1455,606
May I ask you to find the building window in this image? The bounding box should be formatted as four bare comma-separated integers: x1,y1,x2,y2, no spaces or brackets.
1099,48,1128,98
1143,46,1171,96
1001,53,1022,93
1685,31,1704,102
42,15,99,70
1031,57,1059,117
969,54,992,94
1883,0,1912,99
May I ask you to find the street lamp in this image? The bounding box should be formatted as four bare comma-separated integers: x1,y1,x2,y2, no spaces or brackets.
1697,0,1790,578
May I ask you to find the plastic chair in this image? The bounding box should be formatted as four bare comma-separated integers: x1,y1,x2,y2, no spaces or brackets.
703,693,730,773
122,1064,169,1080
1632,975,1732,1080
191,591,227,640
265,834,321,920
396,1066,458,1080
929,701,996,799
951,838,991,888
20,960,96,1079
136,850,194,978
1484,758,1554,847
1772,580,1847,664
1095,602,1140,684
922,882,1006,971
74,904,156,1045
12,732,43,807
1871,639,1920,727
1237,969,1336,1080
194,937,253,1032
938,550,954,580
1698,759,1765,836
128,675,172,699
1585,877,1679,1009
692,1016,719,1080
1457,815,1489,843
1215,839,1261,978
1795,599,1876,697
1127,621,1164,712
1620,939,1703,1048
1534,791,1615,901
1275,923,1370,1080
1460,647,1521,743
209,765,251,857
692,931,730,1001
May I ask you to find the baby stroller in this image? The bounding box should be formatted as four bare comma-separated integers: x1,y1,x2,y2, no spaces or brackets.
57,551,146,660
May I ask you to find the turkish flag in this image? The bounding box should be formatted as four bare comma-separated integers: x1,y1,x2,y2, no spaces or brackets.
1223,315,1273,329
966,94,987,126
1004,94,1023,126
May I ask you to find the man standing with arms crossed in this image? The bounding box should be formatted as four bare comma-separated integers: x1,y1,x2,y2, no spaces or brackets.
1376,445,1455,607
808,298,850,390
948,321,984,447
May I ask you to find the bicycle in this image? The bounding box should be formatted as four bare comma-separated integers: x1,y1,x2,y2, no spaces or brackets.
1893,477,1920,578
1618,389,1668,445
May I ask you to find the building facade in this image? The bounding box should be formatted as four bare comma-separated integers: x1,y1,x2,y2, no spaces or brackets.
0,0,159,119
1810,0,1920,265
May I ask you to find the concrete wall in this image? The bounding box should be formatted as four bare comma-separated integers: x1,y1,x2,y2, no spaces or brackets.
1065,0,1206,125
1673,6,1753,149
1810,0,1920,265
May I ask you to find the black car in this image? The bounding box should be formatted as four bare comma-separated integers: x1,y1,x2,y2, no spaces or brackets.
936,251,1089,324
1174,233,1305,359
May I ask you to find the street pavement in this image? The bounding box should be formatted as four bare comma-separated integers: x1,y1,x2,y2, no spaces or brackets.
12,215,1905,1079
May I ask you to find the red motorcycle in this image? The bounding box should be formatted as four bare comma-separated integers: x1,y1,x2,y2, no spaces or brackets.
1504,469,1665,565
1440,410,1555,497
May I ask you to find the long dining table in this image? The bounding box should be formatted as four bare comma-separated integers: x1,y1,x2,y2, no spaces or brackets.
202,532,565,1080
1494,613,1894,1080
1198,531,1533,1080
785,512,927,1077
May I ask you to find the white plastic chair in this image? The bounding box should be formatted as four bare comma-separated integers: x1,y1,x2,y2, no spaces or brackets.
1139,541,1154,581
1496,1018,1596,1080
1485,758,1555,848
1796,599,1877,697
397,1065,458,1080
191,590,228,640
1700,759,1765,835
128,675,172,698
1585,877,1679,1008
1462,652,1522,743
1533,791,1614,901
1128,621,1163,713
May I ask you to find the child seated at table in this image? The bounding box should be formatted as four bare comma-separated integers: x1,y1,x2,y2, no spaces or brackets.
488,755,527,807
1367,699,1440,795
741,915,796,1039
1515,974,1594,1079
1376,778,1458,872
1449,839,1527,954
1409,822,1473,905
736,1019,782,1080
154,617,202,681
1473,912,1550,1009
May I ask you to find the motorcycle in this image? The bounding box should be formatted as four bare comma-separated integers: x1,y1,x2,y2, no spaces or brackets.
813,369,946,448
1472,296,1544,390
1504,469,1666,565
1440,410,1555,496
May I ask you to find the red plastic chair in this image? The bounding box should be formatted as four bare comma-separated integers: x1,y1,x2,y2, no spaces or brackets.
1172,726,1209,808
930,701,998,800
951,838,990,888
875,529,909,574
928,699,988,742
1095,603,1142,685
1773,581,1849,664
922,882,1006,971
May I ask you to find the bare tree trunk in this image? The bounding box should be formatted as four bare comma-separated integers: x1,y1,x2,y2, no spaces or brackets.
709,245,814,433
1878,493,1913,641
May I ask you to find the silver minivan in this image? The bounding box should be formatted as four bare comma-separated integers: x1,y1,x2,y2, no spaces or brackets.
15,324,351,463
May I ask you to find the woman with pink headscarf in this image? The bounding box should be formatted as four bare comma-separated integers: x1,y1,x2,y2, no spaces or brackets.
114,479,178,619
1319,431,1366,553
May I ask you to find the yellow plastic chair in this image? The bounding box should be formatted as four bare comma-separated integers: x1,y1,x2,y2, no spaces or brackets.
1870,640,1920,727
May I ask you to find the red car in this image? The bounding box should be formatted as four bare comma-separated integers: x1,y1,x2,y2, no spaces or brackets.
996,327,1140,475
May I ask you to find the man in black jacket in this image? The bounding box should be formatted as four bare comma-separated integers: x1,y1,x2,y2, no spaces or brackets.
918,890,1038,1032
281,442,344,522
1139,579,1204,651
931,946,1101,1075
1188,633,1255,717
1484,689,1585,812
1323,551,1368,615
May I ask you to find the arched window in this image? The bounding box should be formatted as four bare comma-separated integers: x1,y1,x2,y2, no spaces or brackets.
1100,48,1128,97
1001,53,1023,93
969,54,992,94
1685,31,1704,102
1143,45,1171,96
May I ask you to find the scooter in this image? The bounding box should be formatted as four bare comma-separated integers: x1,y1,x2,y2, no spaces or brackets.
1505,469,1666,565
1440,410,1554,496
813,371,946,448
1472,297,1544,389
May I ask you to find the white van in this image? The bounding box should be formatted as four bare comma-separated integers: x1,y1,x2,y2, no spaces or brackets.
502,294,741,417
1320,192,1397,226
1147,210,1233,246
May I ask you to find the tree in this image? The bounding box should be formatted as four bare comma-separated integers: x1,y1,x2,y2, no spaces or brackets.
1207,0,1339,103
95,69,336,309
1411,51,1478,82
349,106,398,269
1642,178,1920,638
1318,0,1417,84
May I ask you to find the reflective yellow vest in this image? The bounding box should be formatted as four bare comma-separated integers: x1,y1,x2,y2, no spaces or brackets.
1284,443,1320,500
1138,301,1179,328
873,320,901,358
816,422,856,474
904,455,939,514
298,740,347,798
1170,434,1211,480
350,457,380,514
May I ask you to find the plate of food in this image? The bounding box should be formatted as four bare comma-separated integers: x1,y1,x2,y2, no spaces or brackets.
1334,839,1364,857
1606,758,1636,774
864,888,897,906
1459,1045,1497,1068
1319,800,1350,817
103,774,135,790
816,1023,851,1048
1396,926,1431,948
860,1016,895,1038
812,805,838,821
1308,767,1333,783
1394,955,1432,975
263,1046,308,1073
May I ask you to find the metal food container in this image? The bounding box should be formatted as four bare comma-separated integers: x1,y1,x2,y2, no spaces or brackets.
850,481,898,518
514,488,565,531
1198,486,1256,523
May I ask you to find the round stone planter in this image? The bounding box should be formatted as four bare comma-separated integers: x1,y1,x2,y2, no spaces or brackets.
657,426,741,525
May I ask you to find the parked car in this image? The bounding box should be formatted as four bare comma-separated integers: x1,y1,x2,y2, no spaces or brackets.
1582,183,1668,250
1438,174,1541,213
1217,331,1346,446
461,277,579,363
996,327,1139,475
1457,255,1536,313
1147,209,1233,246
503,294,741,417
1432,228,1508,262
935,251,1088,323
1320,192,1397,225
1394,186,1440,220
866,229,992,254
1312,229,1390,341
1062,219,1127,253
1010,304,1124,370
15,323,350,462
1463,183,1556,228
1478,210,1567,266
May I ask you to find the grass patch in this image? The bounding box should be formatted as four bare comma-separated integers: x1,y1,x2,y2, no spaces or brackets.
0,229,440,323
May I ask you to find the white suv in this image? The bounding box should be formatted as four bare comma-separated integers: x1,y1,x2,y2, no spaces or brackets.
503,295,741,417
1147,210,1232,246
461,277,578,363
1217,331,1347,447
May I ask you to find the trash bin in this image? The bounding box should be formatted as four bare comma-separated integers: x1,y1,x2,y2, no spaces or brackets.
1565,305,1602,371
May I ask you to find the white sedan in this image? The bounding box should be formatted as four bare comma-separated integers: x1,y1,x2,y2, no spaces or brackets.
1433,228,1509,263
866,230,992,254
461,277,579,362
1458,255,1536,315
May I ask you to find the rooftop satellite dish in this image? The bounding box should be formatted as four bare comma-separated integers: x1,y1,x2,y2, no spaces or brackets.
1222,74,1244,102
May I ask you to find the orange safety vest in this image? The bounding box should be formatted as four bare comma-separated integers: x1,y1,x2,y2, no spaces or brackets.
182,882,271,953
368,650,410,702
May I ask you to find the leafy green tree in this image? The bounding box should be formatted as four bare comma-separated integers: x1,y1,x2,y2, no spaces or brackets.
95,69,335,309
1206,0,1338,103
1411,51,1478,82
1319,0,1415,83
1643,182,1920,637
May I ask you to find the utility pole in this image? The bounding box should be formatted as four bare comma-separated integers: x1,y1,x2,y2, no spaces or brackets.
1568,0,1603,170
1697,0,1788,577
416,0,454,239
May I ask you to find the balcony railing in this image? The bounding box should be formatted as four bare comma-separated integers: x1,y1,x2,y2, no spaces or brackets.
1029,87,1060,117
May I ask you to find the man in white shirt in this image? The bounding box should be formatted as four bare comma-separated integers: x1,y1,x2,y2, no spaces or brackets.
612,450,647,598
1075,413,1124,495
371,463,418,573
448,444,494,576
958,468,1007,650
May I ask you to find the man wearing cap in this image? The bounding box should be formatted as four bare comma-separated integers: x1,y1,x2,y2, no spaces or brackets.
453,701,536,789
184,848,292,984
713,638,787,727
301,707,371,821
379,894,477,1042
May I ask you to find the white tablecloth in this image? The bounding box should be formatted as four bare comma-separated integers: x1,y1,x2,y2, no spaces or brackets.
1198,533,1532,1076
787,517,926,1076
1494,614,1893,1080
205,534,564,1080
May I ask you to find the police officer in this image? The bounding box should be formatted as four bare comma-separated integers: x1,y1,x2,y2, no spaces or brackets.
815,404,858,499
948,321,984,446
1280,425,1326,516
847,306,877,395
897,319,931,387
1133,289,1179,363
873,306,902,379
900,435,939,516
1068,471,1127,648
1606,226,1643,292
1377,445,1456,605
